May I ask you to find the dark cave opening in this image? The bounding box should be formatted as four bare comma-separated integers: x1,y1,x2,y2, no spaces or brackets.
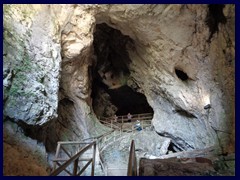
167,142,177,153
167,142,182,154
205,4,227,42
91,23,153,117
175,68,189,81
106,85,153,115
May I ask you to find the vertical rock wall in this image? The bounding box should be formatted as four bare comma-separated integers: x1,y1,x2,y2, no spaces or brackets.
3,5,61,125
56,5,109,139
3,5,109,144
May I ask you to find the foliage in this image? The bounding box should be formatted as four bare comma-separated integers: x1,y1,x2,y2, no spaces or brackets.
3,4,42,102
4,26,35,100
3,4,12,15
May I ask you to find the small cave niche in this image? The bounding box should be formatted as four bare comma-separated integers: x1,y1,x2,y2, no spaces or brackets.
175,68,189,81
91,23,153,117
167,142,182,154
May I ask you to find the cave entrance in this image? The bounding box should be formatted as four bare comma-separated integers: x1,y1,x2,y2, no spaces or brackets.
91,23,153,117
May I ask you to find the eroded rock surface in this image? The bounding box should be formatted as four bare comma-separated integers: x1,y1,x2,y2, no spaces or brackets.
4,5,61,125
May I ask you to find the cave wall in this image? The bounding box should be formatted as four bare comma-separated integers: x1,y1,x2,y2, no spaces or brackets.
57,5,110,139
3,4,109,149
3,5,61,125
94,4,234,152
3,4,235,153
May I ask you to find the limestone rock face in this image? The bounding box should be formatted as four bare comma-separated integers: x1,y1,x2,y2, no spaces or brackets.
92,5,234,152
3,5,61,125
94,4,234,152
3,4,235,154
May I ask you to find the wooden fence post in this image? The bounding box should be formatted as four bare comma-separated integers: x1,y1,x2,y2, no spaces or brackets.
53,143,61,171
73,158,79,176
113,131,116,141
91,143,96,176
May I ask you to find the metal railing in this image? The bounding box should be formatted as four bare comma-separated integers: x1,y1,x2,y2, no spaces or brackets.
127,140,137,176
50,141,96,176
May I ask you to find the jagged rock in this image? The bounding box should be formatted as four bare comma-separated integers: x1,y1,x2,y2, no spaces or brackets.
3,5,61,125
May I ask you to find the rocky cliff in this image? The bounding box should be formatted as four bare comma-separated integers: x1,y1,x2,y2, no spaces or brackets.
3,4,235,171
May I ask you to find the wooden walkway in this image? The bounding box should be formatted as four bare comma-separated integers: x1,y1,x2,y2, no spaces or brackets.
50,112,216,176
50,113,154,176
99,113,153,132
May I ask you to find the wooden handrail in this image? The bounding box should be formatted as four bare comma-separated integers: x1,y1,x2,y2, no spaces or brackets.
99,120,121,130
82,130,114,142
98,120,153,153
98,130,123,152
99,112,153,123
127,140,137,176
99,113,153,136
51,130,114,176
51,113,153,176
50,141,96,176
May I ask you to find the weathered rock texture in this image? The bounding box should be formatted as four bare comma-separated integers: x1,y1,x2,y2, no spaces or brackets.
3,4,235,175
93,4,234,152
4,5,61,125
3,5,109,146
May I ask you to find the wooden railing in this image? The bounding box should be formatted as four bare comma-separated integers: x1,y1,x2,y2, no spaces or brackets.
82,130,114,142
127,140,137,176
99,112,153,134
50,113,153,176
50,141,96,176
97,113,154,154
99,119,122,130
99,113,153,124
82,130,115,176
